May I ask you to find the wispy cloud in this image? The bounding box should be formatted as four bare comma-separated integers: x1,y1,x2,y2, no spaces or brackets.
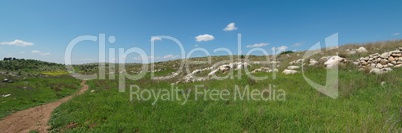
223,22,237,31
41,52,50,56
151,36,162,41
0,39,34,46
163,54,179,59
133,55,158,61
32,50,41,54
246,43,269,48
81,58,97,61
195,34,215,42
276,46,288,52
393,33,400,36
32,50,50,56
292,42,304,47
194,44,199,47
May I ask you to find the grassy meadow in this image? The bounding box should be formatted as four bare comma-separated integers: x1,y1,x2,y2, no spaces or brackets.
48,39,402,133
1,40,401,132
0,75,81,118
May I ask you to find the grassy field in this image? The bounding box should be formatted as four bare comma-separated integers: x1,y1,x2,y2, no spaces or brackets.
0,40,400,132
0,75,81,118
48,67,402,132
42,70,69,76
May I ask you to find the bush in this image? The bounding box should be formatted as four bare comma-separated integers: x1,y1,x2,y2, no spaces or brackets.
279,51,294,55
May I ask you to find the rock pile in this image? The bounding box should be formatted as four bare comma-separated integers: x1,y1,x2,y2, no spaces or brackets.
356,47,402,74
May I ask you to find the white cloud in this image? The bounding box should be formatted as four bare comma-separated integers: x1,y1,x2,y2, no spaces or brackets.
133,55,157,61
292,42,304,47
276,46,288,52
20,51,25,54
246,43,269,48
41,52,50,56
393,33,400,36
32,50,40,53
223,22,237,31
194,44,199,47
32,50,50,56
195,34,215,42
163,54,179,59
151,36,162,41
81,58,96,61
0,39,34,46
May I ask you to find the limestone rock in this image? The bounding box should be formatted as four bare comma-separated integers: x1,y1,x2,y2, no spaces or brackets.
356,47,368,53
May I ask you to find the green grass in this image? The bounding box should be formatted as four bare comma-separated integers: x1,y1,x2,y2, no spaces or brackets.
0,75,81,118
42,70,69,76
48,67,402,132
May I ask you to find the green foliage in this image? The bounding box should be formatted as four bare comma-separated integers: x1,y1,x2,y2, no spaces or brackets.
279,50,294,55
0,58,64,72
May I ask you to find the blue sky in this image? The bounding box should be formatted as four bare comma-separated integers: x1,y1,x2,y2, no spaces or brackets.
0,0,401,64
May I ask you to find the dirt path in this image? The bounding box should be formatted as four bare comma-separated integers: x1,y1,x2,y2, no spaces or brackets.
0,80,89,133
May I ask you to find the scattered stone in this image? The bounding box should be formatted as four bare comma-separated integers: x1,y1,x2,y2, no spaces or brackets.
356,47,368,53
282,69,298,75
369,68,392,75
381,81,386,86
91,90,95,93
309,59,318,66
251,67,273,73
287,66,300,70
289,59,304,65
324,56,346,68
2,94,11,98
348,51,357,55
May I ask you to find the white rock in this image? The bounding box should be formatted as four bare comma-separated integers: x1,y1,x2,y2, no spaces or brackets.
370,68,392,75
2,94,11,98
356,47,368,53
394,64,402,68
289,59,304,65
208,69,218,76
324,56,345,68
380,52,389,58
309,59,318,66
282,69,298,75
287,66,300,70
348,51,357,55
376,63,383,69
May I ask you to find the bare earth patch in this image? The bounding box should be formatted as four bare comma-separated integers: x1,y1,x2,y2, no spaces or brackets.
0,80,88,133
